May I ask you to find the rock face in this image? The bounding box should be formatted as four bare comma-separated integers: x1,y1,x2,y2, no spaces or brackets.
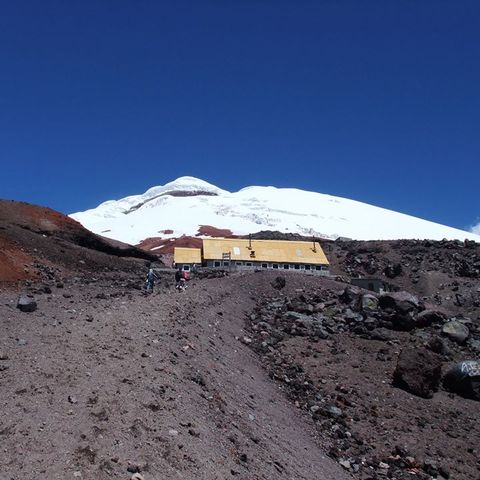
443,361,480,400
393,347,443,398
16,295,37,312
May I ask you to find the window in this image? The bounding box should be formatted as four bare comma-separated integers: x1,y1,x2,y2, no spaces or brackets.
272,264,279,269
183,265,190,271
245,262,252,267
300,265,305,270
305,264,311,270
283,264,289,270
233,247,240,255
236,262,243,266
223,261,230,267
214,261,221,267
294,264,300,270
261,263,268,268
315,266,321,271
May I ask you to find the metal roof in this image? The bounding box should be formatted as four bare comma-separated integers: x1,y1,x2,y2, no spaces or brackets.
174,247,202,264
202,238,329,265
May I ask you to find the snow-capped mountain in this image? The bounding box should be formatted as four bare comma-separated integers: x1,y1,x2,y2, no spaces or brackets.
70,176,480,245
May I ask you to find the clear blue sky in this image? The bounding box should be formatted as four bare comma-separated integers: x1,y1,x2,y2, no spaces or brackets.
1,1,479,232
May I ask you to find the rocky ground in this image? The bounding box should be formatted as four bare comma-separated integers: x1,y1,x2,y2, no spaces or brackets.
2,202,480,480
0,271,352,480
245,276,480,480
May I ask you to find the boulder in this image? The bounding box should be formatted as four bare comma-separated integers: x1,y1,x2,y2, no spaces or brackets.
271,276,286,290
361,294,379,312
16,295,37,313
384,263,403,278
379,291,420,315
415,309,447,328
339,287,361,305
443,361,480,400
393,347,442,399
442,321,470,344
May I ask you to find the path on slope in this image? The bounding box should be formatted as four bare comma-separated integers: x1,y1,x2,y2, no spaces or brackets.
0,272,351,480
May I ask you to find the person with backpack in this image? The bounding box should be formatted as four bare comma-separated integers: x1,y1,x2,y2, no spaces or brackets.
145,268,159,293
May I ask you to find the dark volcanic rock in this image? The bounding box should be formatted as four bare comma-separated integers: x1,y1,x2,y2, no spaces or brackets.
415,309,447,327
443,361,480,400
271,276,286,290
379,291,420,314
393,347,442,399
16,295,37,312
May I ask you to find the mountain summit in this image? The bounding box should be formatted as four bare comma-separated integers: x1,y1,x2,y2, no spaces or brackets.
70,177,480,245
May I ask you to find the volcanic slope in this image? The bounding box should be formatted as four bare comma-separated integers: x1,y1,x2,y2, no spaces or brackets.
0,271,351,480
0,199,156,284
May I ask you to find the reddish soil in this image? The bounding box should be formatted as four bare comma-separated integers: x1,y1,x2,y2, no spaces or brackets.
196,225,236,237
137,236,203,254
0,235,38,282
0,199,157,287
137,226,237,254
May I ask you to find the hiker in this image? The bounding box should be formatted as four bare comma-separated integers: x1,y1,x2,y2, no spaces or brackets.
145,268,159,293
175,267,186,291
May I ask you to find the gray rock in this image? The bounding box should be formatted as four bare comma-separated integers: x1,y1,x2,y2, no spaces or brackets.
467,338,480,353
322,404,343,418
442,321,469,344
379,291,420,314
16,295,37,313
361,294,379,312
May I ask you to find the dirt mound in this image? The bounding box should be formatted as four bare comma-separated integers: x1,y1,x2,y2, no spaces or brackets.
0,199,157,285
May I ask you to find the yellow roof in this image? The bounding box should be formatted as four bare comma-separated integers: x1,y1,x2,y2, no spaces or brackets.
174,247,202,264
202,238,329,265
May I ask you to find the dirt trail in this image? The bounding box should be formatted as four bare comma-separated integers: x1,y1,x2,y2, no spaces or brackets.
0,272,350,480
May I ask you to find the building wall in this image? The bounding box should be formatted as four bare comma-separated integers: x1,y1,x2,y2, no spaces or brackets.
205,259,330,275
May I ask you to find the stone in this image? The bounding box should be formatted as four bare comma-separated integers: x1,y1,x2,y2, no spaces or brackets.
415,309,447,327
393,347,442,398
322,404,343,418
443,360,480,400
368,328,394,341
271,276,286,290
361,294,378,311
379,291,420,314
16,295,37,313
442,321,469,344
339,287,361,304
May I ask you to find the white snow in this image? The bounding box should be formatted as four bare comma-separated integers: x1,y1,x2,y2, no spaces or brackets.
70,176,480,245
